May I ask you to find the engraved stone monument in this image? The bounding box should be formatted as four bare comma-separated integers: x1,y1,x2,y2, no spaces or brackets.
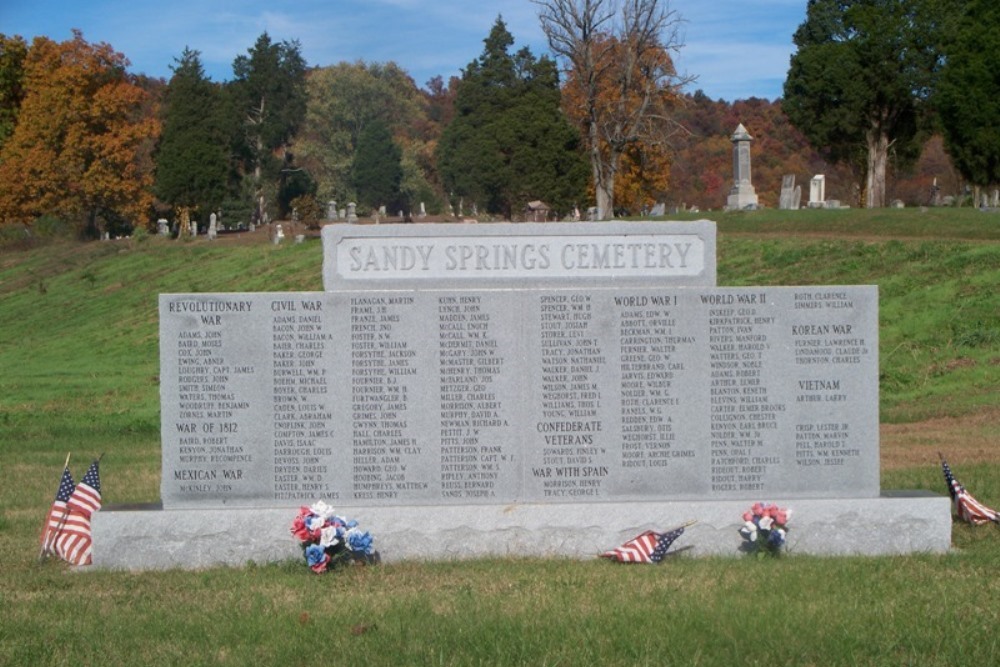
726,124,759,211
92,221,951,570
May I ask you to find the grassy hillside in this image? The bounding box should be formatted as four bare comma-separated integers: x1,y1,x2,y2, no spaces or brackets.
1,213,999,666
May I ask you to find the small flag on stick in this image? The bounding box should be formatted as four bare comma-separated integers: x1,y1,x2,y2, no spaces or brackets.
601,520,696,563
39,454,74,560
940,454,1000,526
54,456,103,566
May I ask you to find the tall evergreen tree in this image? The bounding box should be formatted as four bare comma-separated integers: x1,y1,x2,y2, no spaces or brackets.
936,0,1000,189
155,48,229,223
352,119,403,211
783,0,945,208
0,34,28,151
436,17,587,219
229,33,307,221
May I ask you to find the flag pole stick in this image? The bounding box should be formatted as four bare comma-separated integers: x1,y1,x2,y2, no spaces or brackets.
38,453,72,562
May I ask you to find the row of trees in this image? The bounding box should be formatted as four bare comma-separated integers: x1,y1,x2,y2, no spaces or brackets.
783,0,1000,208
3,0,1000,236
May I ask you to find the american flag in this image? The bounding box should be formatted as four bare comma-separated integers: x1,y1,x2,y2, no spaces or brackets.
66,459,102,517
40,464,75,558
601,522,692,563
55,458,102,566
940,454,1000,526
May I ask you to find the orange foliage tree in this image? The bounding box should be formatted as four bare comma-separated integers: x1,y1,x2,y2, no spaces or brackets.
538,0,691,219
560,35,680,216
0,31,159,235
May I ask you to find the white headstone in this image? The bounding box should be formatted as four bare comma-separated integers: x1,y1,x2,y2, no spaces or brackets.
809,175,826,208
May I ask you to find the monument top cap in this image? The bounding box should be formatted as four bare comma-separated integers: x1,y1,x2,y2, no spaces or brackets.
731,124,752,142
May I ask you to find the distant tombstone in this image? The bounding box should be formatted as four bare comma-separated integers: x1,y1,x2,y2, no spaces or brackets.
189,220,198,237
347,202,358,224
339,208,346,220
649,202,666,217
826,200,841,209
587,206,598,221
891,200,905,209
249,223,256,233
208,212,218,240
327,200,338,221
292,208,299,222
792,185,802,210
157,219,169,236
471,203,478,218
809,175,826,208
273,224,284,245
419,202,427,219
295,234,305,244
993,189,999,207
779,175,796,210
398,210,404,219
573,206,581,221
726,124,759,210
378,205,387,217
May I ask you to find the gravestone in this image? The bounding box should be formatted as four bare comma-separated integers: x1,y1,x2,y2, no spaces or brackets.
327,201,338,221
779,175,796,210
725,124,759,211
92,221,951,569
809,175,826,208
347,203,358,224
208,212,218,240
792,185,802,211
157,219,169,236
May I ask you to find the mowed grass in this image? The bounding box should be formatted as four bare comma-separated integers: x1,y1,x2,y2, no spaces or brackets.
2,214,1000,666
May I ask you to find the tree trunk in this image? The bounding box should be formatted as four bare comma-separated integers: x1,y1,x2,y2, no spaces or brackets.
589,122,614,220
865,128,889,208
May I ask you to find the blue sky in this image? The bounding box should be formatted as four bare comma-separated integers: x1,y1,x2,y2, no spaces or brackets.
1,1,804,101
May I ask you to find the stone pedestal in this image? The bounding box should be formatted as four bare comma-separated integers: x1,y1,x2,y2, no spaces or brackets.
91,492,952,570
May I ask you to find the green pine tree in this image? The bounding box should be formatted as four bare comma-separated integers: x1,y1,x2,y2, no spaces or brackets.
154,48,229,222
437,17,587,219
352,119,403,211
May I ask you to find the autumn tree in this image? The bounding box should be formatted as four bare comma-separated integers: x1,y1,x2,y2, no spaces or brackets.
560,34,678,215
0,31,159,235
783,0,947,208
296,61,431,210
534,0,692,219
155,48,230,226
436,17,588,219
229,33,307,222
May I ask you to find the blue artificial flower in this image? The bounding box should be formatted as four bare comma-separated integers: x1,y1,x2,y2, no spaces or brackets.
305,543,328,567
767,529,785,547
346,528,374,554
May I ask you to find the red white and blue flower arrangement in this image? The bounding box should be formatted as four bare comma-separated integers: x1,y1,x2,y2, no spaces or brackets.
739,502,791,558
290,501,378,573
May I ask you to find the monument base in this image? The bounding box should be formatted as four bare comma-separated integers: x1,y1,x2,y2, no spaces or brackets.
91,492,952,570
